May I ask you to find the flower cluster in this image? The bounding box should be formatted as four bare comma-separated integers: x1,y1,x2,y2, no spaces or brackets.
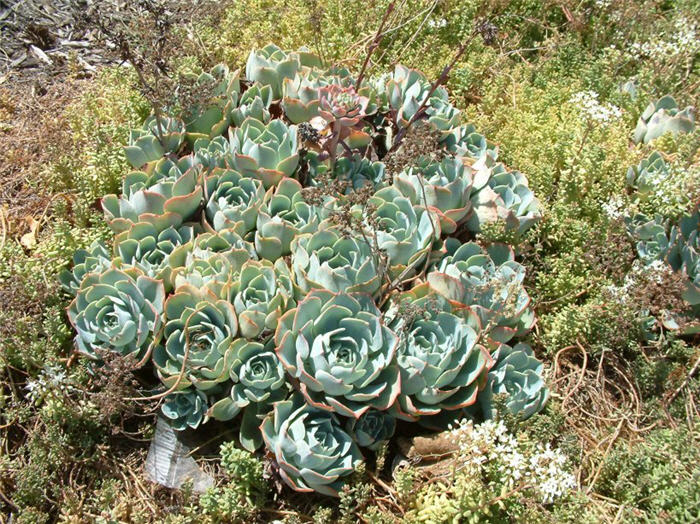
61,45,548,496
629,17,699,61
450,418,576,504
569,91,622,124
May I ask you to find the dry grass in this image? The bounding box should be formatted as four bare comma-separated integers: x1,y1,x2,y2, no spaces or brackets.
0,78,87,238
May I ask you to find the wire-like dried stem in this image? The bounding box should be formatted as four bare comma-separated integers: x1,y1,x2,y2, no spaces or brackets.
355,1,396,88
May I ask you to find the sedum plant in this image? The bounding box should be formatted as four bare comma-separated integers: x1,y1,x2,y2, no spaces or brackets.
63,44,546,497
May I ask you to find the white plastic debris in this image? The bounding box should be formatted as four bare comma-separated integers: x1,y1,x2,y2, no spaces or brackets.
144,417,214,493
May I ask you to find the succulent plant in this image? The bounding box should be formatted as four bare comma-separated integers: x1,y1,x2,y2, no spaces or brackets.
63,46,550,496
275,290,400,418
204,168,267,234
230,259,296,339
626,214,671,263
291,228,382,296
172,228,255,296
442,123,498,162
208,338,288,450
261,394,363,496
59,240,113,295
467,162,541,235
319,84,369,127
255,177,332,260
282,73,323,124
102,165,203,234
374,65,460,133
162,389,209,431
668,206,700,307
193,136,234,171
153,285,238,391
427,240,535,344
246,44,323,99
305,153,386,193
67,268,164,361
394,157,474,234
389,284,491,418
186,228,256,266
184,64,241,143
125,115,186,168
479,342,549,420
633,95,695,144
230,83,274,127
366,186,441,277
346,409,396,450
626,151,670,195
230,118,300,187
113,223,197,290
173,252,242,299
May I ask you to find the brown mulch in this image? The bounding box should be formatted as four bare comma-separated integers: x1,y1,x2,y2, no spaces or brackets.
0,77,87,237
0,0,109,83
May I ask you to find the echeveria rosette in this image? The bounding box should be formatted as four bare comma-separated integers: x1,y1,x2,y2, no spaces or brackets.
668,206,700,308
346,410,396,451
204,168,267,234
230,118,299,188
427,240,535,345
625,214,672,263
275,290,401,418
124,115,186,169
318,84,374,149
442,123,498,162
162,389,209,431
245,44,323,100
255,177,332,260
626,151,670,195
366,186,441,278
261,394,363,496
102,166,203,234
184,64,241,143
467,162,541,236
388,284,491,419
318,84,369,127
172,228,255,297
305,153,386,194
374,65,459,133
291,228,381,296
394,157,474,234
478,342,549,420
173,252,242,299
67,268,164,361
282,73,323,123
153,285,238,392
113,222,197,291
208,339,289,451
230,83,274,127
193,136,234,171
59,240,112,295
633,94,695,144
230,259,296,339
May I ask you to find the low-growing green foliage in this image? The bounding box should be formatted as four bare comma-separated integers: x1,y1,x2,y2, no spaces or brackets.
1,0,699,522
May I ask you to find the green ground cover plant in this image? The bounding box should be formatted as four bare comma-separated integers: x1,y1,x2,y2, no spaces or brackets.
0,0,698,522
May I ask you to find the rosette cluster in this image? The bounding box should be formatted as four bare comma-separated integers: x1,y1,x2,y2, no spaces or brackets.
61,45,547,496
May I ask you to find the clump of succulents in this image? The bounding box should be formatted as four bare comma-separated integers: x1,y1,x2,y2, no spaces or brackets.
633,95,695,144
62,44,547,497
